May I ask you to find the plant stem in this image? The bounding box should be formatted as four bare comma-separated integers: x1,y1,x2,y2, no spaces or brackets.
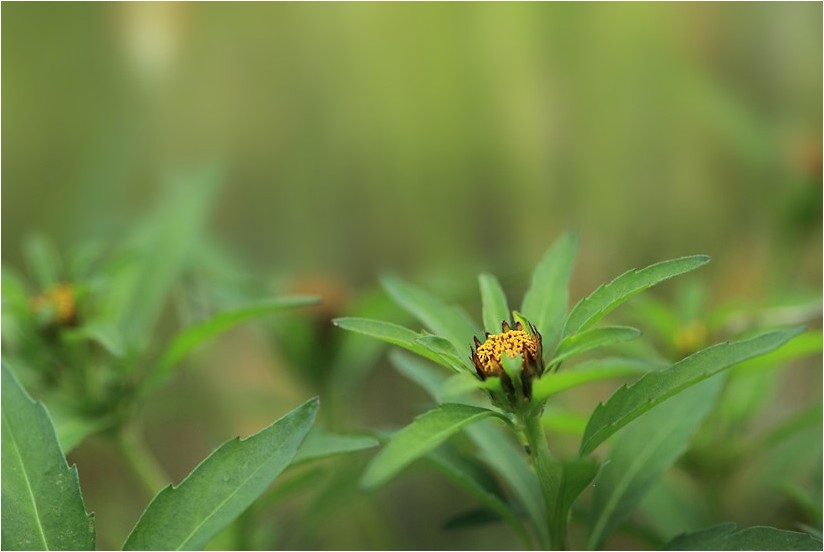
114,425,168,498
522,412,565,550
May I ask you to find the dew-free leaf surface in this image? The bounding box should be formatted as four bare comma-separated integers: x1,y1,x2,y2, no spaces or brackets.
333,317,453,369
122,398,318,550
580,327,802,455
587,378,724,549
563,255,710,339
479,273,511,334
663,523,822,550
381,275,479,354
152,296,319,387
1,363,95,551
521,232,578,351
362,403,506,490
553,326,641,365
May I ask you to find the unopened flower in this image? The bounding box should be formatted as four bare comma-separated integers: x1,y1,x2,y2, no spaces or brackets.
30,283,77,326
471,320,544,406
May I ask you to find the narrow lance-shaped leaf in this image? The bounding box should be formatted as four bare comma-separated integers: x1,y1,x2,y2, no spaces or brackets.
531,357,651,403
391,351,448,399
587,378,724,549
362,403,508,490
150,296,319,388
388,353,549,548
479,273,511,334
664,523,822,551
381,275,480,354
580,327,803,455
557,459,600,531
291,426,378,465
122,398,318,550
521,232,578,351
563,255,710,339
427,445,532,548
552,326,641,365
416,335,473,372
1,362,95,551
333,318,456,371
467,422,550,547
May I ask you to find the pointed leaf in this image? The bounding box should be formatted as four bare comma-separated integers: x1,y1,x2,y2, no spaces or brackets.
151,296,319,388
416,335,472,372
563,255,710,338
362,403,506,489
553,326,641,365
467,423,550,548
333,317,455,370
558,458,600,525
2,363,95,550
122,398,318,550
588,378,723,549
532,357,657,402
391,351,448,399
381,275,480,354
479,273,511,334
664,523,822,551
428,446,531,546
580,327,803,455
291,426,378,465
521,233,578,350
443,508,504,531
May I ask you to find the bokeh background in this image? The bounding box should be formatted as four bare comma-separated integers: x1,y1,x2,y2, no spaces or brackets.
3,2,822,550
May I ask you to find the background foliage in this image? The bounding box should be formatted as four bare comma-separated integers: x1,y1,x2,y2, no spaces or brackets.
2,3,821,550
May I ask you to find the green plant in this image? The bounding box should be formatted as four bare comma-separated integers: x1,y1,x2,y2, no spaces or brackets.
335,233,821,550
2,359,380,550
1,175,379,550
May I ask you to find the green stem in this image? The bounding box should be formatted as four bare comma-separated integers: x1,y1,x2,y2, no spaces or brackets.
522,412,565,550
114,425,168,498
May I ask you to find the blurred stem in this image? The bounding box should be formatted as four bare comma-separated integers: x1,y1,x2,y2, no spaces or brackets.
114,425,168,498
522,411,564,550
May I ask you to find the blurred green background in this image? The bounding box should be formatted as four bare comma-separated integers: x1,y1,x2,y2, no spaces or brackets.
3,2,821,550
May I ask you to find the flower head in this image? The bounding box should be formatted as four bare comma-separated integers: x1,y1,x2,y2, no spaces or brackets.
30,283,77,326
471,320,544,406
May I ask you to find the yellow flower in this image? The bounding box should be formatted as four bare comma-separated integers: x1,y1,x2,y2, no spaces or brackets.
471,320,544,402
30,283,77,326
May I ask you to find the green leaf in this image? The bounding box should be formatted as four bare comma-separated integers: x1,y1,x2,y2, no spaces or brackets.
63,323,125,358
122,398,318,550
428,445,531,547
361,404,506,490
291,427,378,465
381,275,480,354
588,378,724,549
333,317,455,370
580,327,803,455
479,273,511,334
151,296,319,388
466,423,550,548
542,407,589,435
23,235,61,289
48,401,112,454
521,233,578,350
533,357,658,402
415,335,472,372
443,508,504,531
391,351,448,398
116,171,219,344
563,255,710,339
663,523,822,551
552,326,641,365
1,363,95,550
558,458,600,523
